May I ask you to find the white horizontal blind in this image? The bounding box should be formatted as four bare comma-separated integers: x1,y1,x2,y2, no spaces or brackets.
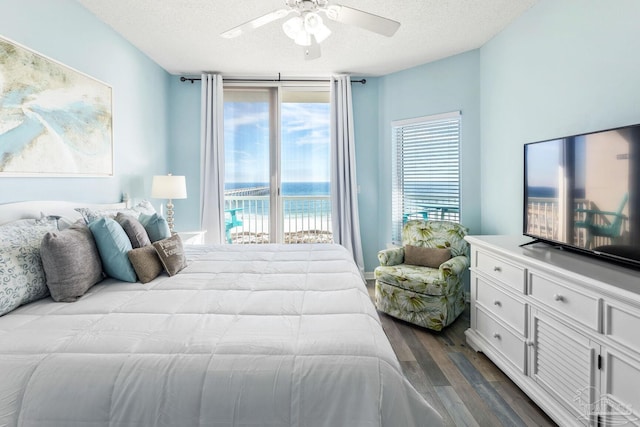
392,111,461,243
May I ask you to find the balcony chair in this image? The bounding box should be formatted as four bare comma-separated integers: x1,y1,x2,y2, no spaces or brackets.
224,208,243,243
575,193,628,248
374,220,469,331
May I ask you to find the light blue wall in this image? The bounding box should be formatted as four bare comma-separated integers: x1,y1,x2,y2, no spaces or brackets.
0,0,171,206
363,50,482,272
168,76,201,231
479,0,640,234
351,78,381,273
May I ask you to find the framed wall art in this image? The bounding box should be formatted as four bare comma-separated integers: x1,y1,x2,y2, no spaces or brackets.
0,36,113,177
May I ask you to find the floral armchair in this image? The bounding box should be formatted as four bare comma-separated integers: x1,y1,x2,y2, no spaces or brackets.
374,220,469,331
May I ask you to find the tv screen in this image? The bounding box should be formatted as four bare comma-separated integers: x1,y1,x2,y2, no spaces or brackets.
523,124,640,268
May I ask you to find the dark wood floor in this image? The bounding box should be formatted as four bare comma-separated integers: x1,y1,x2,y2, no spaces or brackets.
366,280,557,427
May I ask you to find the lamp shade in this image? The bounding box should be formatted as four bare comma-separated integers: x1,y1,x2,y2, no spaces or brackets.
151,175,187,199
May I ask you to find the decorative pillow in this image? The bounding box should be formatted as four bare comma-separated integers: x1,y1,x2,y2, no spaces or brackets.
74,201,156,224
0,217,58,316
88,218,137,282
128,245,164,284
40,223,104,302
131,200,156,216
404,245,451,268
115,213,151,249
139,213,171,243
153,234,187,276
75,207,136,223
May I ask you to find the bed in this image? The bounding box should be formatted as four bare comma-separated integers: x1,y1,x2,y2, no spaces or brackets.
0,201,443,427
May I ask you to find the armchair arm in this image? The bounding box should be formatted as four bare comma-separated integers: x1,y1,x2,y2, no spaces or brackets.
439,255,470,280
378,247,405,266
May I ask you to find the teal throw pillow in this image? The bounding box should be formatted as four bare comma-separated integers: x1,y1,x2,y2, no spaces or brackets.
139,213,171,243
88,217,137,282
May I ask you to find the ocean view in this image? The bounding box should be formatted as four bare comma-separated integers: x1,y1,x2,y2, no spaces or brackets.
225,182,331,216
225,182,330,195
224,182,332,243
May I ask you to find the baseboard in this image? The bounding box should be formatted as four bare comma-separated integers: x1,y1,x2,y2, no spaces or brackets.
364,271,374,280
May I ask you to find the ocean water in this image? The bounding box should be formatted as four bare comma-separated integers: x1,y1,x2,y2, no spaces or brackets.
225,182,330,216
225,182,329,195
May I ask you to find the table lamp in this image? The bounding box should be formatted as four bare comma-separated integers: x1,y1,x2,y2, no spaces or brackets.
151,174,187,232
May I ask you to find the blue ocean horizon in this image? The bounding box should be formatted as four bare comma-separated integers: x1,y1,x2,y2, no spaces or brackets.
225,182,330,195
225,182,330,216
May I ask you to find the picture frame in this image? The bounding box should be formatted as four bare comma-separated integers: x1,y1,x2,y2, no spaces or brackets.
0,35,113,177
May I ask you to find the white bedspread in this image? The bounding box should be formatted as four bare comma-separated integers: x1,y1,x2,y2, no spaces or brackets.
0,244,442,427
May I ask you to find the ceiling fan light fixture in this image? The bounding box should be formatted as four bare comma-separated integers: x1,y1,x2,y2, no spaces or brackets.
304,12,331,43
282,16,304,40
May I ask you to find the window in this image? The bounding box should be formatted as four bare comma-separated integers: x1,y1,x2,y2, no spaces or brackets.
223,85,331,244
391,111,461,243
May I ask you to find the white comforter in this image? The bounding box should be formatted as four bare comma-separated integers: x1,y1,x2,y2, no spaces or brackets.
0,244,442,427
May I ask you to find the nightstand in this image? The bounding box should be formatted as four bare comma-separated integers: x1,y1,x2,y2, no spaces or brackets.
177,230,207,245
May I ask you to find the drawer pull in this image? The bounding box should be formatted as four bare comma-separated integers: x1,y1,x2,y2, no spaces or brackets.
493,266,502,272
554,294,564,302
493,332,501,340
493,300,501,307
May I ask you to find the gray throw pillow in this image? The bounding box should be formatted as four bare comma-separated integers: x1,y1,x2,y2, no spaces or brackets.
404,245,451,268
40,222,104,302
128,245,164,283
115,212,151,248
153,234,187,276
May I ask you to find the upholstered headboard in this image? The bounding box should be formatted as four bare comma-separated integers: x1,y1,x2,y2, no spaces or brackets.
0,201,127,225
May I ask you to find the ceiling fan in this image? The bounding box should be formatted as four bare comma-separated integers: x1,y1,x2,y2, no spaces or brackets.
220,0,400,60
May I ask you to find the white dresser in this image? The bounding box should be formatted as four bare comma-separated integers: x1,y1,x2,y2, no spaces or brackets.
465,235,640,427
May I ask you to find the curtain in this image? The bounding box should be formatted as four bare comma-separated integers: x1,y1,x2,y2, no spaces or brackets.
330,75,365,277
200,73,225,244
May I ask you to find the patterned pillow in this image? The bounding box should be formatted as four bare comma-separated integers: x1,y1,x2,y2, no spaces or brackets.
0,217,58,316
75,201,157,224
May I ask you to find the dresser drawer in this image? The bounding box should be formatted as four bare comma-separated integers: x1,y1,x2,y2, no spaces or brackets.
474,249,526,293
529,271,601,332
474,276,527,336
605,301,640,355
475,306,526,373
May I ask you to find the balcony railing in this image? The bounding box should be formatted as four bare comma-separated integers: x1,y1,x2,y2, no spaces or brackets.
526,197,626,248
225,188,332,244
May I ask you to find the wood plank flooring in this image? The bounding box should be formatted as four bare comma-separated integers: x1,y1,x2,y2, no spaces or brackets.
366,280,557,427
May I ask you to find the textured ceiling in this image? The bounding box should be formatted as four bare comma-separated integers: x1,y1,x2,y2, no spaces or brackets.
76,0,538,77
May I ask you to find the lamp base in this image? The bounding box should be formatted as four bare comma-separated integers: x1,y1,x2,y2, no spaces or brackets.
166,199,175,232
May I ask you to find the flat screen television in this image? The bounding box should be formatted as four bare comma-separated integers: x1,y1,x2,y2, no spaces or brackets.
523,124,640,269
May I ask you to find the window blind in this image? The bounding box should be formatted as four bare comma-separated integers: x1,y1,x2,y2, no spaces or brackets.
391,111,461,243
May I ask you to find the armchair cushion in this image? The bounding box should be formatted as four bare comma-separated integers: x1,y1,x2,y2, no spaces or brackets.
404,245,451,268
374,256,467,297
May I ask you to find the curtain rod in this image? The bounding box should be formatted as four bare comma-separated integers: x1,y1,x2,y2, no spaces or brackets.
179,76,366,85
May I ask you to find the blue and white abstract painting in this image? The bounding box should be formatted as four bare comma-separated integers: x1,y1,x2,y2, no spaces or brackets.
0,37,112,176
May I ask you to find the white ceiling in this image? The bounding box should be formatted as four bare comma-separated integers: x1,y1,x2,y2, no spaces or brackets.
76,0,538,78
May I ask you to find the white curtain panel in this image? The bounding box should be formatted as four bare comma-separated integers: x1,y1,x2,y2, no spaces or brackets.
330,75,365,277
200,73,225,244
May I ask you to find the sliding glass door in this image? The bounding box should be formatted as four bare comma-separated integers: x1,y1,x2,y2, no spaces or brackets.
223,84,330,244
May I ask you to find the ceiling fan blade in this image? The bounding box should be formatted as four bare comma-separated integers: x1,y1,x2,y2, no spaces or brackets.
325,5,400,37
303,36,321,60
221,8,293,38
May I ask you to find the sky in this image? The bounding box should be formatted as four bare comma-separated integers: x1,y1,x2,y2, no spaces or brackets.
224,100,330,185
